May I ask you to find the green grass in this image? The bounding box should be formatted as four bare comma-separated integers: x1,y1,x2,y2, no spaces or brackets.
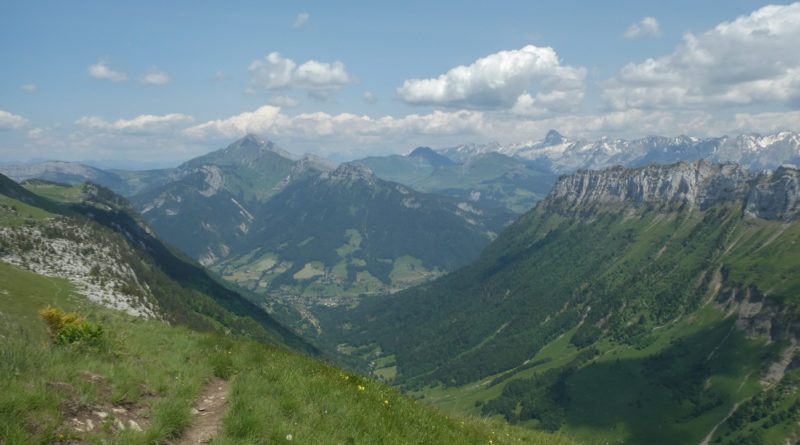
0,260,212,444
0,259,574,444
214,350,575,445
0,195,54,226
293,261,326,280
21,182,85,203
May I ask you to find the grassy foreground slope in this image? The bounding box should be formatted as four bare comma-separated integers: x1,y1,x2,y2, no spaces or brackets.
0,260,573,445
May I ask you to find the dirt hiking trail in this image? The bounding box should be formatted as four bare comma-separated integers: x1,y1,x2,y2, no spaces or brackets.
170,378,230,444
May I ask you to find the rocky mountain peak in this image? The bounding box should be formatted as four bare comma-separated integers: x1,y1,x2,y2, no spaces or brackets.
233,133,268,148
408,146,434,157
408,146,455,168
319,162,377,183
543,160,800,221
543,129,564,145
225,134,293,162
178,134,293,173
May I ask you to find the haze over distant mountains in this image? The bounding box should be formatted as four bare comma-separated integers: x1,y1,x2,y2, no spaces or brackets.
3,130,800,329
4,130,799,183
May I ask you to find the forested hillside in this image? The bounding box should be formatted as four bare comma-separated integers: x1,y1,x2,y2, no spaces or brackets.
317,161,800,444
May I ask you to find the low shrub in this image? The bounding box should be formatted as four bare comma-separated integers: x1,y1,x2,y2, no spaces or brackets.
39,306,104,347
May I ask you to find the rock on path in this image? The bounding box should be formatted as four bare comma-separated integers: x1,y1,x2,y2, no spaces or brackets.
170,378,230,444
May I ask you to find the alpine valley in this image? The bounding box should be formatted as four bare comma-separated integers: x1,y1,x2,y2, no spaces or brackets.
0,172,558,444
4,132,800,444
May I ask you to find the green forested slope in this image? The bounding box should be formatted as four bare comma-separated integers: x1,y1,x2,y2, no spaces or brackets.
317,163,800,444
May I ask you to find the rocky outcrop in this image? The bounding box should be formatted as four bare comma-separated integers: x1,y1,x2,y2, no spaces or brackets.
744,166,800,221
543,160,800,221
318,162,377,184
291,154,336,176
197,165,225,198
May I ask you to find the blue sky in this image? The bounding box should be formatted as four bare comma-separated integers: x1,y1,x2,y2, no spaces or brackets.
1,1,798,167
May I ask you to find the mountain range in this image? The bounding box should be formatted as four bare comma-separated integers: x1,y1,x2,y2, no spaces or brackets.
4,131,800,340
4,129,800,443
5,130,800,203
472,129,800,173
125,138,514,318
316,159,800,444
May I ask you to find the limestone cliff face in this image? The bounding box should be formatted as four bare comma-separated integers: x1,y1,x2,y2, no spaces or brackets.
745,166,800,221
543,160,800,221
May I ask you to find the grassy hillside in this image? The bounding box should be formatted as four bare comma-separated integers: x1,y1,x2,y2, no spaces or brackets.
317,199,800,444
1,176,315,355
0,259,574,444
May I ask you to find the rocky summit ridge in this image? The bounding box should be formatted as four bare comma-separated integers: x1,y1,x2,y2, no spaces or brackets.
318,162,377,184
545,160,800,221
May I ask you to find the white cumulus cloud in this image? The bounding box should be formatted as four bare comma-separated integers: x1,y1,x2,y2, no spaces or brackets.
27,128,45,139
0,110,30,130
76,113,194,134
363,91,377,103
269,95,301,107
248,52,356,99
396,44,586,114
140,69,171,85
183,105,485,143
624,17,662,39
294,12,309,28
604,3,800,110
20,84,37,93
88,59,127,81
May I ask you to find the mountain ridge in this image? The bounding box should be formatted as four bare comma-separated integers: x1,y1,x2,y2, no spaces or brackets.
544,160,800,221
